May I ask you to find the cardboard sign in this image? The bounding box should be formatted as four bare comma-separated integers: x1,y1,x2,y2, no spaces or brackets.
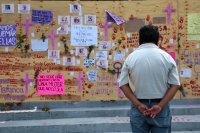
0,25,16,46
32,10,53,24
71,25,98,46
37,74,64,94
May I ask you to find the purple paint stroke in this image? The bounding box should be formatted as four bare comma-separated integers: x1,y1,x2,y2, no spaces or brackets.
113,82,123,97
21,17,34,38
99,21,113,41
46,30,59,50
20,72,34,94
162,3,176,24
73,71,87,92
106,10,126,25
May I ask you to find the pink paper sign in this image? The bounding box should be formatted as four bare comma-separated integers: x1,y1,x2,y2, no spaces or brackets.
37,74,64,94
168,52,176,60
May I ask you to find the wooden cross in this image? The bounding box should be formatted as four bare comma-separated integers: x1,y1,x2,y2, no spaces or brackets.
99,21,113,41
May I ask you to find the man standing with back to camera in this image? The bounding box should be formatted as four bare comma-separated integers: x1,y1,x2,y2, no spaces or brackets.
119,25,180,133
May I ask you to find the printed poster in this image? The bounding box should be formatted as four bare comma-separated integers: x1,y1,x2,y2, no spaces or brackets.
84,58,95,66
57,25,68,34
70,3,81,13
63,56,75,66
84,15,96,24
180,68,192,78
99,41,111,50
96,51,107,60
48,50,60,59
76,47,87,56
18,4,30,14
71,16,82,25
58,16,70,25
96,59,108,69
2,4,14,13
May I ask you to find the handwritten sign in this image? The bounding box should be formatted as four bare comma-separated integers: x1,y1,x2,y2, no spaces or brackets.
31,39,48,51
32,10,53,24
0,25,16,46
84,58,95,66
37,74,64,94
87,70,97,81
114,52,125,61
71,25,97,46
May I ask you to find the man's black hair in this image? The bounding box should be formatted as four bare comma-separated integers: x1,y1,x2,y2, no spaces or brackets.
139,25,160,45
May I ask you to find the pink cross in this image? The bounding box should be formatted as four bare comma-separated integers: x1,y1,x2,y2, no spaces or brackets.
73,71,87,92
162,3,176,24
21,17,34,38
46,30,60,50
99,21,113,41
20,72,34,94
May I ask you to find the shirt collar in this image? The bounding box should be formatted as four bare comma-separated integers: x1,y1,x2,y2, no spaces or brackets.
137,43,159,49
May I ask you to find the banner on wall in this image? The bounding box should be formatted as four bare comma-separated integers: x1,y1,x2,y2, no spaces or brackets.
0,25,16,46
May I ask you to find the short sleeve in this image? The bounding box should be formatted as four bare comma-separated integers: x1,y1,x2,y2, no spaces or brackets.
119,62,129,87
168,57,181,85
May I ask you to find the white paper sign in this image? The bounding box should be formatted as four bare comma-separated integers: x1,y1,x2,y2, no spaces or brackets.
31,39,48,51
2,4,14,13
71,25,98,46
84,58,95,66
114,52,125,61
96,51,107,60
87,70,98,81
170,38,173,44
18,4,30,14
99,41,111,50
180,68,192,78
5,47,8,52
196,44,199,49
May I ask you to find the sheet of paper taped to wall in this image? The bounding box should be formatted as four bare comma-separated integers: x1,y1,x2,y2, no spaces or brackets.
125,18,145,32
153,17,166,24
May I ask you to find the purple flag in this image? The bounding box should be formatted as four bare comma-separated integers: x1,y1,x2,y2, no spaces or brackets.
0,25,16,46
32,10,53,24
106,10,126,25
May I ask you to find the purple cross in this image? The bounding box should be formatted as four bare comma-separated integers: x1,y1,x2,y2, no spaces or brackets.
20,72,34,94
73,71,87,92
99,21,113,41
46,30,60,50
162,3,176,24
21,17,34,38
